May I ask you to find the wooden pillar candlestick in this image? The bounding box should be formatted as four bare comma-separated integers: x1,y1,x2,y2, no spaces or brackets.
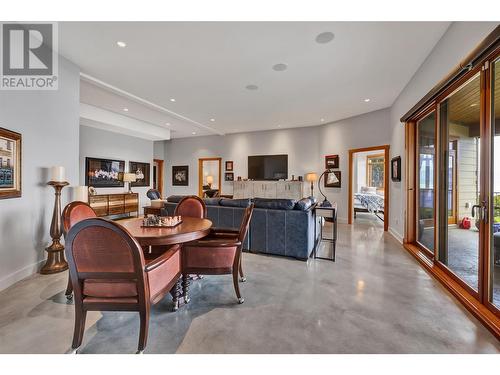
40,181,70,274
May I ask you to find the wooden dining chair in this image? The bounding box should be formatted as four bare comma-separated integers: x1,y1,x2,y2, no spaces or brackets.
181,204,254,304
62,201,97,300
65,218,182,354
174,195,207,218
174,195,207,300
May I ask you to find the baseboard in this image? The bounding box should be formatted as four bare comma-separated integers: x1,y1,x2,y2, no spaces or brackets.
0,259,45,292
388,227,403,243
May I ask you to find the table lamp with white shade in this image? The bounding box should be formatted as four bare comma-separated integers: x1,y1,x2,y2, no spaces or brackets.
305,172,318,197
123,173,137,194
206,175,214,188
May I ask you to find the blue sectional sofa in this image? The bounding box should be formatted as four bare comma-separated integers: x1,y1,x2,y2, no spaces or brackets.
160,196,319,260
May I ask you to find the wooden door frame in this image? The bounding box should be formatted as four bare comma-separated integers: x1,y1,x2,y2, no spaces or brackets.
198,157,222,197
153,159,164,197
348,145,390,231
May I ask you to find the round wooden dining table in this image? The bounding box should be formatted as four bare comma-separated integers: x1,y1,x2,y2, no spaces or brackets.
121,217,213,247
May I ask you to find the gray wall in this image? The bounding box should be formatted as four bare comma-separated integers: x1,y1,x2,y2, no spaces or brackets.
79,125,154,212
0,57,80,290
163,108,391,222
387,21,498,241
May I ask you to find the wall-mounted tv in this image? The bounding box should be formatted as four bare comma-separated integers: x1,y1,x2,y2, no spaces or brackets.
248,154,288,180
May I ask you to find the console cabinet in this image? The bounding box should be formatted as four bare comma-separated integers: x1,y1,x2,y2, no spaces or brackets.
233,181,304,200
88,193,139,218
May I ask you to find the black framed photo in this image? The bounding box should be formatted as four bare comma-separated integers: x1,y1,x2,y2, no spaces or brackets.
129,161,150,187
225,172,234,181
391,156,401,182
324,170,341,188
325,154,339,169
225,161,233,171
172,165,189,186
0,127,22,199
85,157,125,188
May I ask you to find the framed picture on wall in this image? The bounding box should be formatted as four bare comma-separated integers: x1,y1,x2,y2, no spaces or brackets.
225,161,233,171
324,170,341,188
129,161,150,187
0,127,22,199
85,157,125,188
225,172,234,181
391,156,401,182
325,154,339,169
172,165,189,186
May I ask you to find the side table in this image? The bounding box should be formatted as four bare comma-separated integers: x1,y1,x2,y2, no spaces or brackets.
313,203,338,261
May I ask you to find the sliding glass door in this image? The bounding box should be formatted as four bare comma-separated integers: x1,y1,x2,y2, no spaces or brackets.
489,57,500,310
416,111,436,254
438,72,482,293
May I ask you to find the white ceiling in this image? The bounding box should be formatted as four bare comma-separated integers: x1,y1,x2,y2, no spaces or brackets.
59,22,451,138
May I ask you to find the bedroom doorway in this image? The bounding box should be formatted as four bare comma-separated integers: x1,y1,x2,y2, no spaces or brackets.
348,145,390,231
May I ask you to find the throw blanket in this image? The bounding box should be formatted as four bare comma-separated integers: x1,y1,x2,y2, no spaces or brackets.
355,193,384,213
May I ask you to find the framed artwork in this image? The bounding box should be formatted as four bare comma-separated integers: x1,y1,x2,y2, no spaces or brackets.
225,160,233,171
325,154,339,169
0,127,22,199
172,165,189,186
85,157,125,188
225,172,234,181
391,156,401,182
129,161,150,187
324,170,341,188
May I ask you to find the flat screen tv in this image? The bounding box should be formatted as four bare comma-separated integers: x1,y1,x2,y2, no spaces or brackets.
248,154,288,180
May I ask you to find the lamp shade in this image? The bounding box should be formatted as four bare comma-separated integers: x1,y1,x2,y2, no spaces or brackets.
206,175,214,184
305,172,318,182
123,173,137,183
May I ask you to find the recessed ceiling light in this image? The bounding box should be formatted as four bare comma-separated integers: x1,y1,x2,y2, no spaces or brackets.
320,118,325,122
210,118,215,122
272,63,288,72
170,98,176,102
246,84,259,90
165,122,171,126
315,32,335,44
470,103,478,107
123,107,129,112
192,131,196,135
116,41,127,48
364,98,371,102
277,125,282,128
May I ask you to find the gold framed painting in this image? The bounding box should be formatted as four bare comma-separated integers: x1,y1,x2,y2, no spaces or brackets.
0,127,22,199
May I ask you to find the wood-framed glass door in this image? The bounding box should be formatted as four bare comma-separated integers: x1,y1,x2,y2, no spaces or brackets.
486,54,500,313
404,40,500,334
416,109,437,256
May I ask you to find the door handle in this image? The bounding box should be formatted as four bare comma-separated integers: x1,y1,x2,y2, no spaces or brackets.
471,201,488,223
471,204,481,218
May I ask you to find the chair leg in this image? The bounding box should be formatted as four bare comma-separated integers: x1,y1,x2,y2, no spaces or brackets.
71,307,87,353
239,260,246,282
182,274,190,304
233,268,244,304
137,309,149,354
170,279,180,311
65,277,73,300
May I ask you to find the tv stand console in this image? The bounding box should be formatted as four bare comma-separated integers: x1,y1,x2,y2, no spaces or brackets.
233,180,304,200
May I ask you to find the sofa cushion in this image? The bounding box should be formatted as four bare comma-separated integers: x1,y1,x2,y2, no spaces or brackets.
166,195,185,203
308,196,318,204
253,198,296,210
295,198,313,211
203,198,222,206
220,198,251,207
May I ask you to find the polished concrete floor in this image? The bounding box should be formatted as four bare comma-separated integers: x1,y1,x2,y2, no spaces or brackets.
0,221,499,354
